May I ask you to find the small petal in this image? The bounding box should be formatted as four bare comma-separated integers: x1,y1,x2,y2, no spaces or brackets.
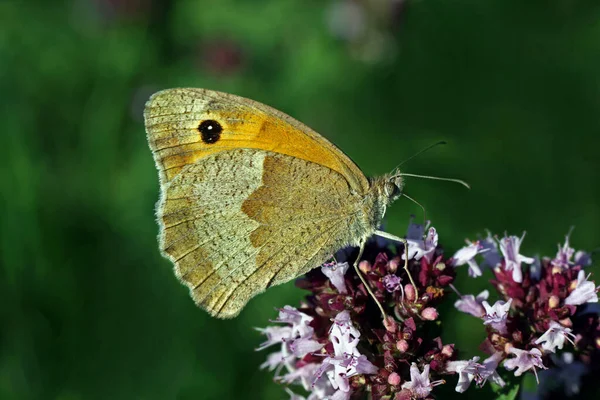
383,274,402,292
290,337,324,357
452,240,487,277
478,352,505,388
454,290,489,318
551,233,575,270
446,356,480,393
480,231,502,268
401,363,441,398
403,227,438,262
255,326,293,350
276,306,314,338
574,250,592,267
504,348,547,380
564,270,599,305
321,262,350,294
330,311,360,357
353,354,378,375
534,321,575,353
498,233,534,283
482,299,512,334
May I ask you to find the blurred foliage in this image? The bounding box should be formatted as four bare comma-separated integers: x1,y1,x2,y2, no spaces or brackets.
1,0,600,399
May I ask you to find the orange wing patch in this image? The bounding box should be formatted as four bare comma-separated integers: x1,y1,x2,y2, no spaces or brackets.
144,88,369,194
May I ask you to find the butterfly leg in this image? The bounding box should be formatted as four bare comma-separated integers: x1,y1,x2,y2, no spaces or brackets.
374,230,419,301
354,238,387,319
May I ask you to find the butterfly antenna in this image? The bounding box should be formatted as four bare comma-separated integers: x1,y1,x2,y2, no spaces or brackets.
392,140,447,172
398,173,470,190
402,193,427,225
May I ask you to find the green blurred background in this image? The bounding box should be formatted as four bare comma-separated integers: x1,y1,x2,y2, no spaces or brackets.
2,0,600,399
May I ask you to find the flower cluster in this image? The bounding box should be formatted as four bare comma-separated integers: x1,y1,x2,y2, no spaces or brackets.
452,231,598,396
257,220,508,399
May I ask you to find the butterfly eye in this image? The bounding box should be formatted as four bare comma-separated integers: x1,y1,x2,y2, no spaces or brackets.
198,120,223,144
384,181,400,198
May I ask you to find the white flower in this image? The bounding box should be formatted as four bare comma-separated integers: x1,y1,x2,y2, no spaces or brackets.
482,299,512,334
478,352,506,388
446,357,481,393
404,227,438,262
446,352,506,393
504,348,547,382
401,363,438,398
258,307,323,379
498,233,534,283
321,262,349,294
535,321,575,353
452,240,488,277
552,233,575,270
565,270,599,305
313,311,377,398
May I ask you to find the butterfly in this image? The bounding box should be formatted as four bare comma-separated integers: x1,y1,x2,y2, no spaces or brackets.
144,88,445,318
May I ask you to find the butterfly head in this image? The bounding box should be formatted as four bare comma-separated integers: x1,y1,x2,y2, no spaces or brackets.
372,172,404,205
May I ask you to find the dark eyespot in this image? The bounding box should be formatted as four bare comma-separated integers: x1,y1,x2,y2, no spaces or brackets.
198,120,222,144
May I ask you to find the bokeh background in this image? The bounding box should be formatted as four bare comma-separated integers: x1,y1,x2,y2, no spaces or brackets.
2,0,600,399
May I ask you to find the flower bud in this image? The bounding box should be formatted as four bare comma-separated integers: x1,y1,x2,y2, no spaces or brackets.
396,339,409,353
384,316,398,333
548,295,560,309
405,284,416,302
359,260,372,274
441,344,454,358
421,307,438,321
388,257,399,273
560,318,572,328
388,372,401,386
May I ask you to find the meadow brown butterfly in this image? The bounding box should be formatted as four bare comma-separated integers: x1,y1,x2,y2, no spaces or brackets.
145,88,442,318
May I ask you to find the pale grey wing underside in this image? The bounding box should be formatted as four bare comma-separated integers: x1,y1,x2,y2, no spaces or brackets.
156,148,369,318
